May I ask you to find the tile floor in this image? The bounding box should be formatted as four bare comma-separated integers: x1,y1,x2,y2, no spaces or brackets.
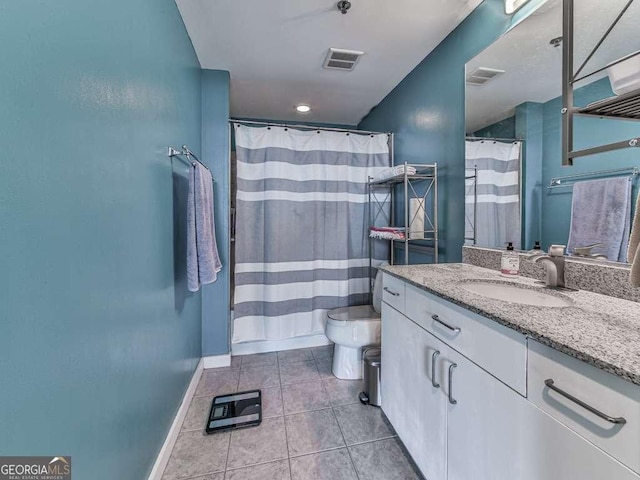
162,346,422,480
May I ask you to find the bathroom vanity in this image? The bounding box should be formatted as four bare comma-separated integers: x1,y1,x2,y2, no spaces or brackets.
380,263,640,480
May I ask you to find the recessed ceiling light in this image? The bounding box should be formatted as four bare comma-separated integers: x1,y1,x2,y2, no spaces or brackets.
296,104,311,114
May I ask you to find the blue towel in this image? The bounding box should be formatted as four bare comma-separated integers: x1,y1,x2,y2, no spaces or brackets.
628,193,640,285
187,163,222,292
568,176,632,262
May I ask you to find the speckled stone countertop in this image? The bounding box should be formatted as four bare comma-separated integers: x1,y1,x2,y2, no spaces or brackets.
382,263,640,386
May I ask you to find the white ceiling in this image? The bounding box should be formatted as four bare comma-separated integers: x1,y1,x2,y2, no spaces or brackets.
176,0,483,126
466,0,640,132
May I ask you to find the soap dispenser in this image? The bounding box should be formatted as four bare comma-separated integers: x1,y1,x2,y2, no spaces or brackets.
501,242,520,277
528,241,543,255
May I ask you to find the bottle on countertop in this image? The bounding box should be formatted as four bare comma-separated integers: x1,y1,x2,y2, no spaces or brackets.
501,242,520,277
527,241,543,255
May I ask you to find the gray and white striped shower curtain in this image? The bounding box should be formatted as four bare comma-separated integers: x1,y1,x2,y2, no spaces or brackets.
465,140,521,249
233,125,390,343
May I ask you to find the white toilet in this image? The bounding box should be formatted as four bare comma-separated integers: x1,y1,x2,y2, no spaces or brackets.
325,266,385,380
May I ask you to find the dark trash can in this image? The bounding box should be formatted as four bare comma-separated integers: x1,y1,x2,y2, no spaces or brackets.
359,347,381,406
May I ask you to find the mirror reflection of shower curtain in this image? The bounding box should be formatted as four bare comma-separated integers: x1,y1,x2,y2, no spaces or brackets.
465,140,521,250
233,125,390,343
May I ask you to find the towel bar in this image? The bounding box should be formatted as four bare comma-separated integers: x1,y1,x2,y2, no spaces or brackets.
168,145,215,181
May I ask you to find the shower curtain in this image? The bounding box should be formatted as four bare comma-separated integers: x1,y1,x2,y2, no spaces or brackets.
233,125,390,343
465,140,521,249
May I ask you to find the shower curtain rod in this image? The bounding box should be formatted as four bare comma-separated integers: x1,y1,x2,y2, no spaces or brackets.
466,135,522,143
230,119,390,136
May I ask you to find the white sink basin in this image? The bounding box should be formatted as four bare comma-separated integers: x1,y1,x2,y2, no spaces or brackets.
461,281,573,308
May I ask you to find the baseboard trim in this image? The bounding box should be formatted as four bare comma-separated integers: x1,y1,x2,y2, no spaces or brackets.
202,353,231,369
232,334,332,356
147,358,204,480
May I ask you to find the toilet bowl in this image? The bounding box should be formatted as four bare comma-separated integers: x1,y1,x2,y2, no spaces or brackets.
324,265,385,380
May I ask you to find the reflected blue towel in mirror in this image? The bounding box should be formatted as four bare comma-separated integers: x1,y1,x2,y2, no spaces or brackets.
567,177,632,262
627,193,640,286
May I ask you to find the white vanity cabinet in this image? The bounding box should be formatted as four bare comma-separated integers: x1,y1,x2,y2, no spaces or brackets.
381,302,447,480
446,346,530,480
381,273,640,480
446,346,639,480
517,395,640,480
381,273,406,314
405,282,528,395
527,340,640,474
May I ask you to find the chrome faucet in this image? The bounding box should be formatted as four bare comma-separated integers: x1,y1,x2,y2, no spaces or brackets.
531,244,566,288
572,243,608,260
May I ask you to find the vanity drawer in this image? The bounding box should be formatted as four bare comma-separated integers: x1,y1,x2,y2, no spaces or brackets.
405,283,527,395
528,340,640,474
382,274,405,314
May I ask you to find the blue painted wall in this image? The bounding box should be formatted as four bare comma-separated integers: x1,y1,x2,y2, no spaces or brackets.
470,115,517,139
541,78,640,249
201,70,231,356
0,2,204,479
358,0,512,263
516,102,544,250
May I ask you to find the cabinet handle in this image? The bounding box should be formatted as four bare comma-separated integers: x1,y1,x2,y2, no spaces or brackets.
383,287,400,297
431,351,440,389
448,363,458,405
432,314,461,333
544,379,626,425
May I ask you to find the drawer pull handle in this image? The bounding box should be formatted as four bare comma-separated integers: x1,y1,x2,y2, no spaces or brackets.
432,314,461,334
544,379,627,425
431,351,441,389
383,287,400,297
448,363,458,405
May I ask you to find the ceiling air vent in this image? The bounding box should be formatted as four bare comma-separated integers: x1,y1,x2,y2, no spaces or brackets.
323,48,364,71
466,67,505,86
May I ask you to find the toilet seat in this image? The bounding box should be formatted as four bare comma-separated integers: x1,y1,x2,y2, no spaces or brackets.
327,305,381,326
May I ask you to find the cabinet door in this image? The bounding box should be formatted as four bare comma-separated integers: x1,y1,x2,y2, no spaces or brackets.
446,348,640,480
446,348,531,480
520,403,640,480
381,303,447,480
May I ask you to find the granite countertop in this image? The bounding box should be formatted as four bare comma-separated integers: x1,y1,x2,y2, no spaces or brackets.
382,263,640,386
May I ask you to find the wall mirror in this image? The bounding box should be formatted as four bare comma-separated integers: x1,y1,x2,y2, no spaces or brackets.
465,0,640,263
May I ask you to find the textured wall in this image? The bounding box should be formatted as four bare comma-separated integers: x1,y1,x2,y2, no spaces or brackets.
516,102,544,250
470,116,517,139
0,1,203,479
201,70,231,356
358,0,511,263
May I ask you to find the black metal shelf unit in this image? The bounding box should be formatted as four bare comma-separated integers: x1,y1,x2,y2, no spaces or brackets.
562,0,640,165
